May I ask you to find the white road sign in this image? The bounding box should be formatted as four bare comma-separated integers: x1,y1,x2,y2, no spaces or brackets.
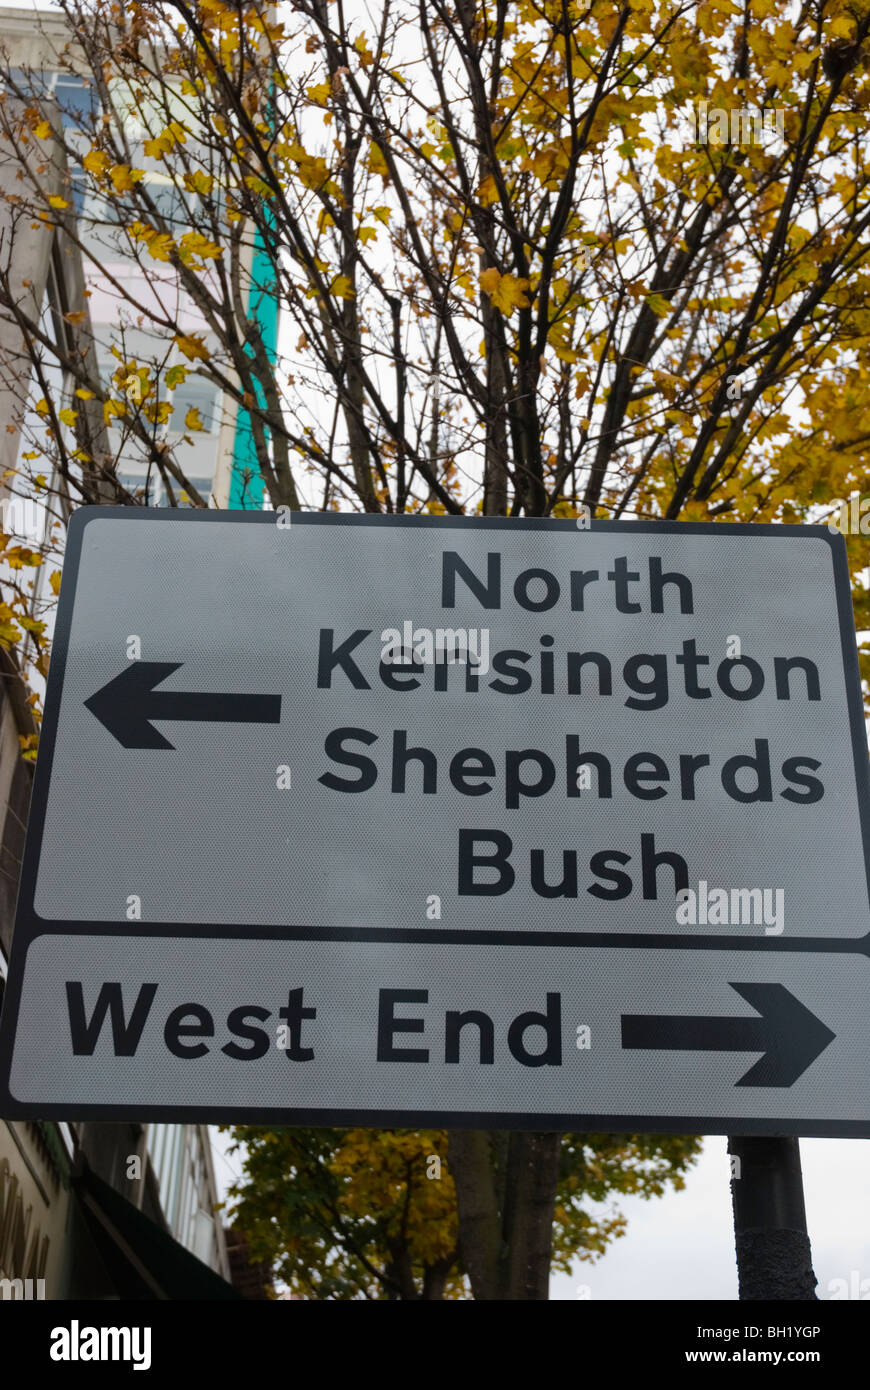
1,510,868,1134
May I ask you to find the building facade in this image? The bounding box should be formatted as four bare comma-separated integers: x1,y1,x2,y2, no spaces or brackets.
0,6,274,1298
0,3,274,511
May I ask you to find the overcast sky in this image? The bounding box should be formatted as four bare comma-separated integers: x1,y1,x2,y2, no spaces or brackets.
549,1136,870,1301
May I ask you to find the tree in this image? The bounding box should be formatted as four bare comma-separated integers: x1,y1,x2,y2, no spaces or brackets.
224,1128,462,1300
224,1125,700,1299
2,0,869,1297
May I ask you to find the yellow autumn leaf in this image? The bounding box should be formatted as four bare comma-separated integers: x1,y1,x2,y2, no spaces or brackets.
146,233,174,261
354,33,374,66
307,81,331,105
33,120,52,138
20,732,40,759
368,141,389,178
330,275,355,299
82,148,110,176
109,165,144,193
476,175,499,206
244,173,274,199
146,400,172,427
479,267,531,313
5,546,42,569
49,570,62,595
372,205,391,224
830,15,855,39
58,408,78,426
173,334,210,362
178,231,222,262
183,170,215,197
453,269,475,300
646,292,671,318
130,221,175,261
48,195,69,209
144,134,173,159
763,60,792,87
184,407,204,431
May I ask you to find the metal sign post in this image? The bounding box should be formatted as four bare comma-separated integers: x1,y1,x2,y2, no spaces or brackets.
729,1135,817,1299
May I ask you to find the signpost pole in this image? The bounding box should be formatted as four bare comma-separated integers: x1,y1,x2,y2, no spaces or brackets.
728,1135,817,1299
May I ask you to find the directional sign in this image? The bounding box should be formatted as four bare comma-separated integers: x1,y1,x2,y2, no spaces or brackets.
84,662,282,749
1,510,868,1135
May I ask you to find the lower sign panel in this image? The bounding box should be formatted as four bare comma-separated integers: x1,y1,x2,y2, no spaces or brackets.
5,934,869,1134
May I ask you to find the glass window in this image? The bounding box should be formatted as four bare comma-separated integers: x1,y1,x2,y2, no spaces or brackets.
138,174,191,236
50,73,96,129
150,1123,168,1192
169,378,218,435
165,1127,183,1230
113,472,159,504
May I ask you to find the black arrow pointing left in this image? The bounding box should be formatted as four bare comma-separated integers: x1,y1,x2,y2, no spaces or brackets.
84,661,282,749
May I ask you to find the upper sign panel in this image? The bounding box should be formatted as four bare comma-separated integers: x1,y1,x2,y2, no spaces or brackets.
27,512,870,943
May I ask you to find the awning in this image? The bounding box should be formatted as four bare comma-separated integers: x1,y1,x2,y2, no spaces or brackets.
71,1156,241,1300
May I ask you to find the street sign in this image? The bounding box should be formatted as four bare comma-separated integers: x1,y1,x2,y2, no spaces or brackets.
1,510,868,1134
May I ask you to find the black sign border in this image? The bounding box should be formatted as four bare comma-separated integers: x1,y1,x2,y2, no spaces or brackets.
1,509,868,1136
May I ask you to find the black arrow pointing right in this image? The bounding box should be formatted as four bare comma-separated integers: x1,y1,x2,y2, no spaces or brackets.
85,662,282,750
621,983,835,1086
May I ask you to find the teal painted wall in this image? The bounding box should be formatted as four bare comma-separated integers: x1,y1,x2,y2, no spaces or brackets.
228,222,277,510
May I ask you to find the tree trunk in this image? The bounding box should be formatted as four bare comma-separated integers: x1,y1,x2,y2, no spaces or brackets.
451,324,564,1296
449,1129,561,1299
